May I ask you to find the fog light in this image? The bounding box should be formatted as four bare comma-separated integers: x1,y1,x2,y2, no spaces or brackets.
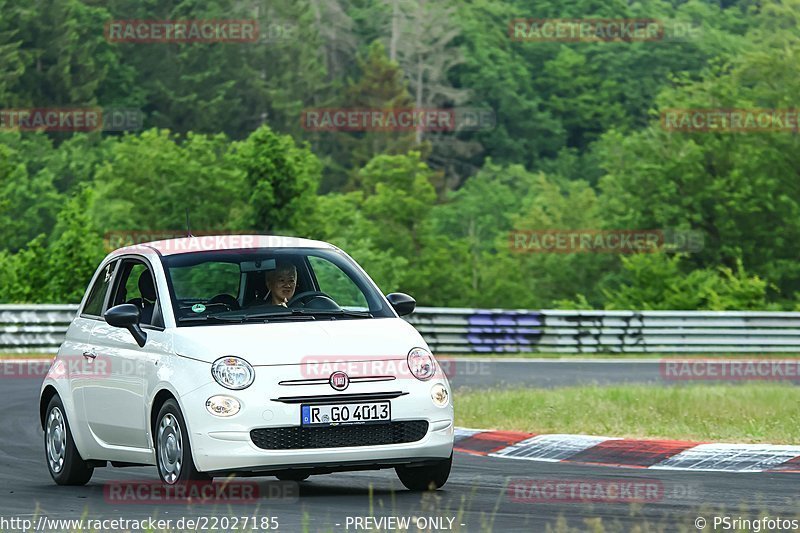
431,384,449,407
206,395,241,417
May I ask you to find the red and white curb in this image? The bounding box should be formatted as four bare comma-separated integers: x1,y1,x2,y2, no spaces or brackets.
454,428,800,473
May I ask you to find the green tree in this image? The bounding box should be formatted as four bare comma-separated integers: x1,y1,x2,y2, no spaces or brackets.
0,235,49,303
330,41,421,191
230,125,321,233
602,253,772,310
14,0,129,106
321,41,422,191
359,151,437,259
46,187,107,303
0,136,60,252
92,129,243,233
497,171,613,308
421,162,537,304
0,0,26,105
451,0,564,175
595,0,800,306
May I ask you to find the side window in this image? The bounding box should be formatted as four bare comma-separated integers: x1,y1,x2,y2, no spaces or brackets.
82,262,116,317
124,263,149,302
111,259,163,328
308,256,368,309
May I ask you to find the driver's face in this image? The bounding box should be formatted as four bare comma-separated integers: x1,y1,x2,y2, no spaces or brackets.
267,269,297,305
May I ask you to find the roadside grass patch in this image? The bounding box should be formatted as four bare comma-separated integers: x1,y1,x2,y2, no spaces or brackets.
455,384,800,444
0,353,53,359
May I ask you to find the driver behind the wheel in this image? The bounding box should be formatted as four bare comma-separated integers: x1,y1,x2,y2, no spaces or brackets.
264,260,297,307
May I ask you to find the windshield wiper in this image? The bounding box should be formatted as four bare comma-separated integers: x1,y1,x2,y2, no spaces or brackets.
178,312,317,323
179,309,371,324
237,309,373,321
292,309,374,318
177,315,246,323
237,309,318,321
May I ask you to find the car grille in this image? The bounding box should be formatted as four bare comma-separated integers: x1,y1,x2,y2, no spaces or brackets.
250,421,429,450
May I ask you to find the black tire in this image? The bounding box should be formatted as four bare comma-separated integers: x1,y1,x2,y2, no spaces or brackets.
44,395,94,486
395,453,452,491
155,399,211,485
275,472,310,482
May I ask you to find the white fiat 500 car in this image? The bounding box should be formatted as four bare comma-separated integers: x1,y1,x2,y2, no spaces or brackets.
40,235,453,490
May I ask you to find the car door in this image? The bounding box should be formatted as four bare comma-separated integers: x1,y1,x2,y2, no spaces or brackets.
68,260,118,434
82,256,168,450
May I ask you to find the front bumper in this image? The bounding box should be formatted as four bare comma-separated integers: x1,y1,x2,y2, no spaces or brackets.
194,419,453,474
178,369,454,474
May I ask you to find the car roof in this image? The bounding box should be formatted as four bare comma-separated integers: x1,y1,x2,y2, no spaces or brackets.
111,234,336,257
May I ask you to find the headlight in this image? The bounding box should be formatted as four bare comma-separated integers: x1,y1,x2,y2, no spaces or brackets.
211,357,255,390
206,395,241,417
407,348,436,381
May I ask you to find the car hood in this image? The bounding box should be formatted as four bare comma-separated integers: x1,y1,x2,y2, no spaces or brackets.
171,317,429,366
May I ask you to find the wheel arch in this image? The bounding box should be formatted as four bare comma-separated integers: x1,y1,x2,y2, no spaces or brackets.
150,389,178,447
40,385,59,429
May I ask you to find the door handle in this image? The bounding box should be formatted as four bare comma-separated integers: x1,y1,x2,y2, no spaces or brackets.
82,351,97,360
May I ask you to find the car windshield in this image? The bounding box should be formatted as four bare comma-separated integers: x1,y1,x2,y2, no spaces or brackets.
160,247,394,326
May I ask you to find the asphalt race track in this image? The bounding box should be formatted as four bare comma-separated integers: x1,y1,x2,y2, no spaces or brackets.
2,377,798,532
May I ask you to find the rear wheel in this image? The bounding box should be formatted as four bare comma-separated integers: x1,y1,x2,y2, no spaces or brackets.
395,454,452,491
155,399,211,485
44,395,93,486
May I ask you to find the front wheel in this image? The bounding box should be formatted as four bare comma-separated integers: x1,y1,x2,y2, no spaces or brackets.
155,399,210,485
395,453,452,491
44,395,94,486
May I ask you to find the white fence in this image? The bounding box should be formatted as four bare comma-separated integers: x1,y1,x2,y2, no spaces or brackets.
3,305,800,354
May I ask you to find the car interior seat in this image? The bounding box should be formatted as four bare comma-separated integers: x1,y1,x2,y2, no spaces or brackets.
127,270,157,324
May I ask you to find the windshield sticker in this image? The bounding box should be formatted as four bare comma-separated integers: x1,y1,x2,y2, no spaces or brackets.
192,303,206,313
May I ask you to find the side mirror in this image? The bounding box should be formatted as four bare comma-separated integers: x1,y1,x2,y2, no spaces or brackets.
104,304,147,347
386,293,416,317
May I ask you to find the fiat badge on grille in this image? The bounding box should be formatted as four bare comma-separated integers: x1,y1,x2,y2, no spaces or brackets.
329,371,350,391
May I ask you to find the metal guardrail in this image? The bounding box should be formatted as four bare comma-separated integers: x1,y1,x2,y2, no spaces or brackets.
4,305,800,354
407,308,800,353
0,305,79,353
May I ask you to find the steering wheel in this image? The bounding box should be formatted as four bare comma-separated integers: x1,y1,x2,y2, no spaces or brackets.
287,290,335,308
208,293,240,311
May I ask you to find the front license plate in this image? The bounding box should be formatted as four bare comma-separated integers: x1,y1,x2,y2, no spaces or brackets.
301,402,391,426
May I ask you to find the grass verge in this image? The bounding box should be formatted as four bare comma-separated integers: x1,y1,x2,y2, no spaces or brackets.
455,384,800,444
0,353,53,359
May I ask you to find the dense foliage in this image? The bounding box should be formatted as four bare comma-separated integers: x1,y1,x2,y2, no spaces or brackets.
1,0,798,310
